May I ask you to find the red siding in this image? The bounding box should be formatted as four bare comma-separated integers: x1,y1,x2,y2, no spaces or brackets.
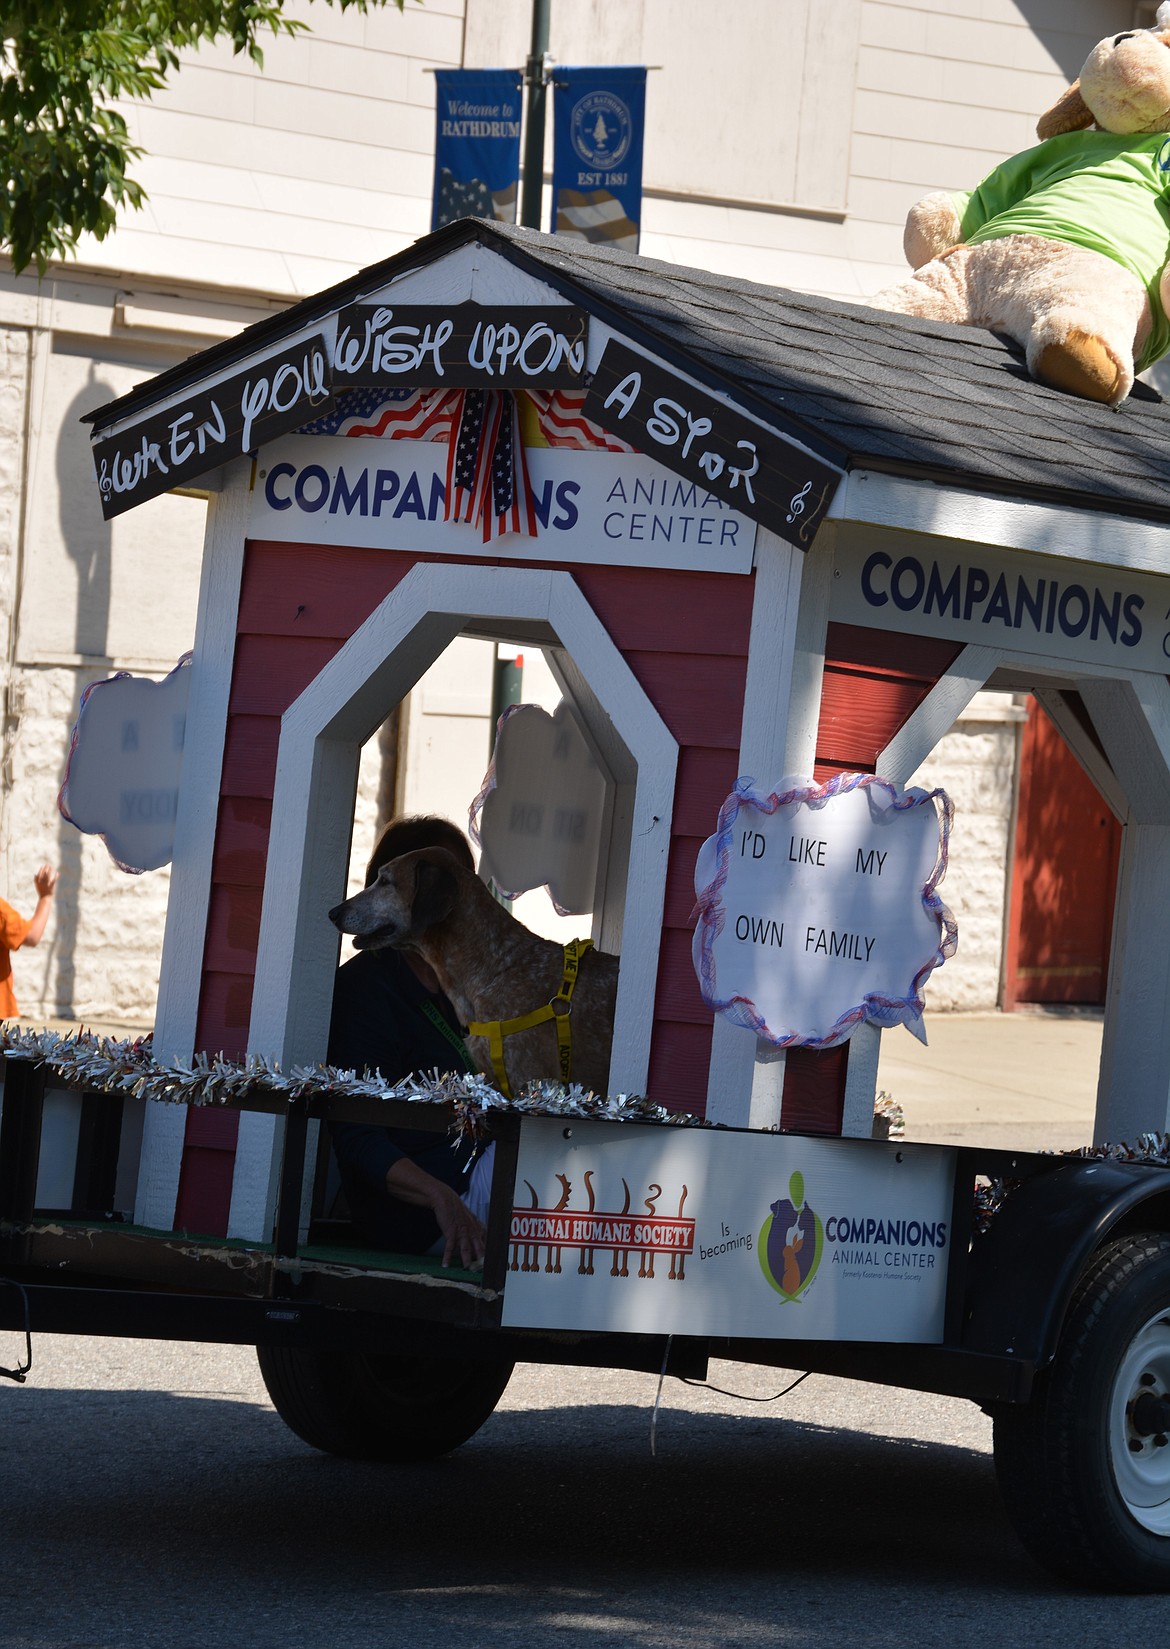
185,553,964,1231
237,542,415,637
646,1021,718,1113
211,796,273,886
220,716,280,797
572,564,755,658
198,547,754,1114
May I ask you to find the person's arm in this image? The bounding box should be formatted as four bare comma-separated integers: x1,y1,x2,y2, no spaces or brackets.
385,1155,487,1269
20,864,57,949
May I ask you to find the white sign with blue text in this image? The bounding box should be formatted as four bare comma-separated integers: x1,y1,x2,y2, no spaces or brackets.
249,436,756,573
501,1118,955,1343
832,535,1170,673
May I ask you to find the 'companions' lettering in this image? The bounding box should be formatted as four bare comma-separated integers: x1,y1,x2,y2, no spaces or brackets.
860,550,1143,648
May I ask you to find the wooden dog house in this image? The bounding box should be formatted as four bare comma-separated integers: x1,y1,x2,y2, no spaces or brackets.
85,219,1170,1241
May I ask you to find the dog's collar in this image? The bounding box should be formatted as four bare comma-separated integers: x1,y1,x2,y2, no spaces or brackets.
467,939,594,1100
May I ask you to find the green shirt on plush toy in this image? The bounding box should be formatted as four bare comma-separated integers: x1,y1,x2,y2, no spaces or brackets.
869,16,1170,405
955,132,1170,373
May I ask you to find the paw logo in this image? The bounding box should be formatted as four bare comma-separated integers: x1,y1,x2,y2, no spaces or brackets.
759,1171,823,1302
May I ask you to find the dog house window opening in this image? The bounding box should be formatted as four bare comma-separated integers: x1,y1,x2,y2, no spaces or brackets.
342,634,600,955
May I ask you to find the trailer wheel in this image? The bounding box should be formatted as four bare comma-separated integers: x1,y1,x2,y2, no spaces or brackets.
993,1232,1170,1592
257,1344,514,1461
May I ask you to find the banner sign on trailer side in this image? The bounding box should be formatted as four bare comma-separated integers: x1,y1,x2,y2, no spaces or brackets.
583,340,842,550
501,1119,955,1343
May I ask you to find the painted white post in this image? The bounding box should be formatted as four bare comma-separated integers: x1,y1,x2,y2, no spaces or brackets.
1079,676,1170,1141
705,525,829,1129
135,464,250,1230
835,645,1000,1138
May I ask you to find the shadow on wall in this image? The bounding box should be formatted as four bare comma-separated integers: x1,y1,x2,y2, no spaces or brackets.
50,366,115,1017
1016,3,1131,82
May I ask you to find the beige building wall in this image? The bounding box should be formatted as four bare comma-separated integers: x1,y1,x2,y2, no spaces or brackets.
0,0,1135,1025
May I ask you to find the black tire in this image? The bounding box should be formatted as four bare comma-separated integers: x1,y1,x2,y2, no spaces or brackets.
994,1232,1170,1592
257,1343,514,1461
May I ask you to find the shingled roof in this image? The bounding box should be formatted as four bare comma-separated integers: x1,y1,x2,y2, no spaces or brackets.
87,217,1170,527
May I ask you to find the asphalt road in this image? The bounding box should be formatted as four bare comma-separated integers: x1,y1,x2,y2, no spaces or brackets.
4,1331,1170,1647
4,1011,1168,1647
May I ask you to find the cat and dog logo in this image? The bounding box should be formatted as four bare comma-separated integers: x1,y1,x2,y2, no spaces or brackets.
758,1170,823,1302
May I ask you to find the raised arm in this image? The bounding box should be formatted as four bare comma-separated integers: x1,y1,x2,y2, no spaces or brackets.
20,864,57,948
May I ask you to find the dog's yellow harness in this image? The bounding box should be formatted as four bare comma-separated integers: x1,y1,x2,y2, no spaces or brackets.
467,939,593,1099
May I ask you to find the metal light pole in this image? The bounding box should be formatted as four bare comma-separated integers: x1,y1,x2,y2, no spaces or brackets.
520,0,551,229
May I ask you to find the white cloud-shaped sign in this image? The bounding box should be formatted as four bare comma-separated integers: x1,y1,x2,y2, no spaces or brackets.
473,701,606,916
58,657,191,874
693,773,957,1047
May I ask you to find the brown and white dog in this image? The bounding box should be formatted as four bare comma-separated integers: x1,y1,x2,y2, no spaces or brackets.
329,846,619,1096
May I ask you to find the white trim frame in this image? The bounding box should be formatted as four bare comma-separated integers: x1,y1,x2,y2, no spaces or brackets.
704,525,821,1129
803,625,1170,1149
838,644,1001,1140
829,470,1170,578
231,561,679,1241
134,462,251,1230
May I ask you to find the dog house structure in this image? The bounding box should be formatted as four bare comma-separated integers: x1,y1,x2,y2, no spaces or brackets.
83,219,1170,1246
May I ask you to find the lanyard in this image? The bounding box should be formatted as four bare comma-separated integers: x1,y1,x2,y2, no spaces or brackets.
419,1000,478,1074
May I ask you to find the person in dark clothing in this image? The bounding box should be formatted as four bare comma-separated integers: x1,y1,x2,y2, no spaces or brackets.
327,815,489,1268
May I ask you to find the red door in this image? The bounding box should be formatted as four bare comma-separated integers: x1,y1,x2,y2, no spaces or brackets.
1004,697,1121,1008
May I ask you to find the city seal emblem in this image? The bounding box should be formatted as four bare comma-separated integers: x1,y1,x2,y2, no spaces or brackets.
570,89,633,172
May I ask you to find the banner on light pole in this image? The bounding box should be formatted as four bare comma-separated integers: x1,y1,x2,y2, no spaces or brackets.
551,66,647,252
432,69,523,230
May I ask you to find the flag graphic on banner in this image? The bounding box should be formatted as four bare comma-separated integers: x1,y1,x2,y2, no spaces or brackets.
433,172,518,228
552,66,647,251
432,69,523,232
300,386,629,462
554,187,639,251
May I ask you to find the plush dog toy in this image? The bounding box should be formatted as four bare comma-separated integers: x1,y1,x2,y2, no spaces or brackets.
871,8,1170,405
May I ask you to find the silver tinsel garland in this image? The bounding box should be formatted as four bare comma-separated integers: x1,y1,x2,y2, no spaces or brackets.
0,1023,709,1139
9,1025,1160,1229
973,1131,1170,1230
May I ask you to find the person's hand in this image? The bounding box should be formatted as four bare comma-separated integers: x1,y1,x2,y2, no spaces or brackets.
431,1183,487,1270
384,1156,488,1270
33,864,57,899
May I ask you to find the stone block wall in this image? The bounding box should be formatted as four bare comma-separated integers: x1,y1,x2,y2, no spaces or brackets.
907,692,1024,1012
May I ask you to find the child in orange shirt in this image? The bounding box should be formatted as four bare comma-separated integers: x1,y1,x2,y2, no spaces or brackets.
0,864,58,1019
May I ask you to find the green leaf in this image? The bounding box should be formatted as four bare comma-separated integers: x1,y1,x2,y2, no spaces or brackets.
0,0,409,273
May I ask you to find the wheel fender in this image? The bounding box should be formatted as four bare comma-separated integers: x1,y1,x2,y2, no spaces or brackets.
964,1159,1170,1370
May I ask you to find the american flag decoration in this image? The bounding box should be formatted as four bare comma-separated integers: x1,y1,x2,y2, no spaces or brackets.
295,384,605,545
298,385,461,441
525,388,634,452
445,388,537,543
